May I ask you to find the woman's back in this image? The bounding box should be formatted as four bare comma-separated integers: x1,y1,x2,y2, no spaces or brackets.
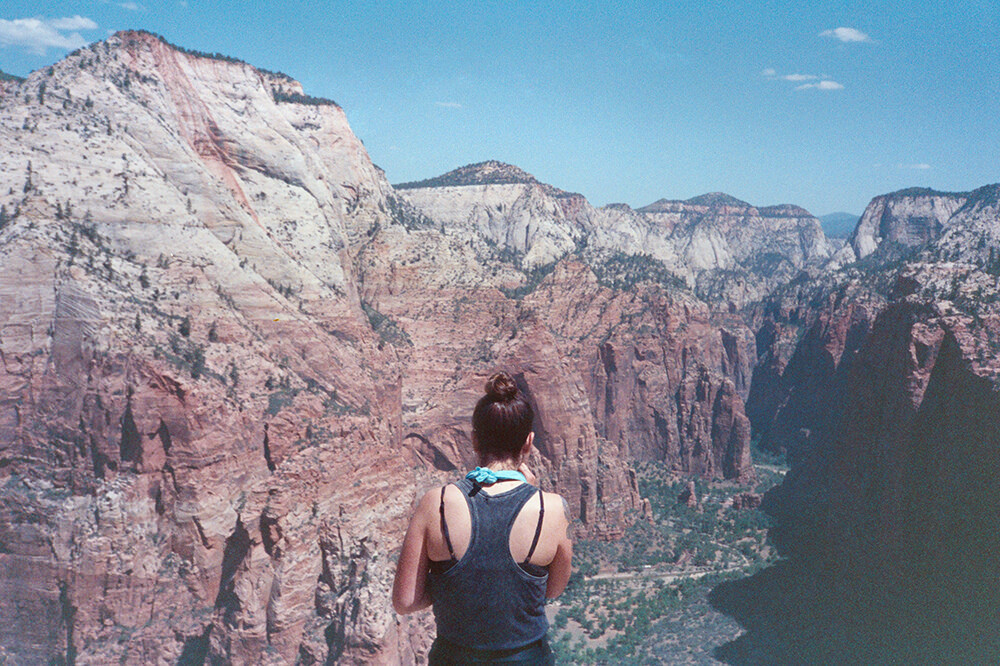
391,371,573,665
428,478,552,650
428,479,568,568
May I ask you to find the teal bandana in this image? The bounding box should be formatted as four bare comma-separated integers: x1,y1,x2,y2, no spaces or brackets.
466,467,527,484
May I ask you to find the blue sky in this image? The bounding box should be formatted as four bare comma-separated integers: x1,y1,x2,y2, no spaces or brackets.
1,1,998,215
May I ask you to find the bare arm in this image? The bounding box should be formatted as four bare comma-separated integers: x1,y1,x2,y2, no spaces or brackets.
392,490,435,614
545,495,573,599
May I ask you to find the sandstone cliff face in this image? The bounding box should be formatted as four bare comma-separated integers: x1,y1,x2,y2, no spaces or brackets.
398,170,835,308
0,32,765,664
849,187,969,261
637,195,833,278
745,279,882,459
747,184,1000,457
0,30,436,665
353,222,757,541
396,181,587,270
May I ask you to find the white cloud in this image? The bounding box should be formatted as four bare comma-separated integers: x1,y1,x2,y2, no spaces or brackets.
795,80,845,91
0,16,98,55
118,2,142,10
764,69,843,91
48,16,98,30
783,73,817,82
899,163,932,170
435,101,462,109
820,27,871,43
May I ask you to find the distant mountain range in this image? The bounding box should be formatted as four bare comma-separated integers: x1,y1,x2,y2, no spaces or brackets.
818,212,859,238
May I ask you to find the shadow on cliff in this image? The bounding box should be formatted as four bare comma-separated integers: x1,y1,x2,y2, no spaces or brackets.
708,557,1000,664
710,305,1000,664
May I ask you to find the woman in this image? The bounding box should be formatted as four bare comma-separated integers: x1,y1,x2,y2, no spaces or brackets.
392,372,573,664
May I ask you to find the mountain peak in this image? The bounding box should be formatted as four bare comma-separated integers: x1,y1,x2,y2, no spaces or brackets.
883,186,971,199
637,192,752,213
108,30,293,81
685,192,751,207
64,30,340,108
394,161,540,189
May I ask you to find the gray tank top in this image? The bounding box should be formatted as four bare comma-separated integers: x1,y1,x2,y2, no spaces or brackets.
428,478,549,650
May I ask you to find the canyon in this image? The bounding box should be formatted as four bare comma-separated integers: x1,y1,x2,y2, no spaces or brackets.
715,184,1000,663
0,31,997,664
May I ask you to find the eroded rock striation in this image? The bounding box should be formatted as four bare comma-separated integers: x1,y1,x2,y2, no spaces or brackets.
0,29,429,665
0,32,763,664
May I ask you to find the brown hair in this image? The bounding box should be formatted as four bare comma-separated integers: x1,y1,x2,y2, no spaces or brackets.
471,371,534,463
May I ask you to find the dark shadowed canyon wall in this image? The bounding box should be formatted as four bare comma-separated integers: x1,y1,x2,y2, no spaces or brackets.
713,187,1000,664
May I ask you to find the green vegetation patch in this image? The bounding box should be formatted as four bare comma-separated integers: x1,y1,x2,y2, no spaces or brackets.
361,300,412,347
500,262,558,300
591,252,686,292
271,88,339,107
549,460,787,664
266,388,300,416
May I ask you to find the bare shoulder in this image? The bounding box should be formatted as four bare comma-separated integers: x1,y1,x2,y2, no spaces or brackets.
542,491,571,526
417,483,465,513
413,486,443,520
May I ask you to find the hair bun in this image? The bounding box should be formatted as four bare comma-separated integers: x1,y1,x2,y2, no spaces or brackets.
484,371,518,402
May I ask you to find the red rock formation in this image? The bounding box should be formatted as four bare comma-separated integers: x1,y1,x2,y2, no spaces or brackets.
0,31,760,664
355,242,757,538
677,481,698,509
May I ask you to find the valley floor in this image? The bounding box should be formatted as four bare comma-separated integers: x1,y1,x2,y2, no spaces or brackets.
547,457,787,664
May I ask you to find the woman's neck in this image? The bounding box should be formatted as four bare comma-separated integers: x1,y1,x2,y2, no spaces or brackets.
479,458,519,472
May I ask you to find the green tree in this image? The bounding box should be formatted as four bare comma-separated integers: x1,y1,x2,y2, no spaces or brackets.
189,346,205,379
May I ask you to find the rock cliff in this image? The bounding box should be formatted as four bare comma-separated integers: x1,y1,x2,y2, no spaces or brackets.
748,184,1000,457
719,183,1000,661
0,32,760,664
0,29,430,665
397,168,835,307
848,186,969,261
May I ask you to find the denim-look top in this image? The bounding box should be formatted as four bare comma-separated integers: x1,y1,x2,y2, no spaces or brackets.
427,477,549,650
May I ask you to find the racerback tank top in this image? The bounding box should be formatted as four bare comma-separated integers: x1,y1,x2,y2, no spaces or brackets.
427,478,549,650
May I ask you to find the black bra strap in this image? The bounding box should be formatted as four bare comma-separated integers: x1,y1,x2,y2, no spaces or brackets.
523,490,544,565
440,485,457,561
